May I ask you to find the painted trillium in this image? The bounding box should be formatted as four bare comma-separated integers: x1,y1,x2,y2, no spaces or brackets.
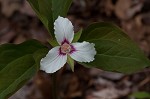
40,16,96,73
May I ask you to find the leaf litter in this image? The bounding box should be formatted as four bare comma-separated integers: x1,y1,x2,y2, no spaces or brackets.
0,0,149,99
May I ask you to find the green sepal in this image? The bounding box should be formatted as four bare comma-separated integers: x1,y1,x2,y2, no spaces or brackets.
48,39,59,47
72,29,82,43
67,55,74,72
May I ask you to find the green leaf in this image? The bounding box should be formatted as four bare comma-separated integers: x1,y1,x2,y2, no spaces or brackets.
79,22,150,74
27,0,53,36
130,92,150,99
38,0,53,34
73,29,82,43
52,0,72,21
27,0,72,37
33,48,49,69
0,40,48,98
67,55,74,72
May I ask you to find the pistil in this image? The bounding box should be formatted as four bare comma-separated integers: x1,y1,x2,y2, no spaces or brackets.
61,43,71,54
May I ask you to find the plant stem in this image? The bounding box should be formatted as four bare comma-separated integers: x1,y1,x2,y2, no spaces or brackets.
52,72,57,99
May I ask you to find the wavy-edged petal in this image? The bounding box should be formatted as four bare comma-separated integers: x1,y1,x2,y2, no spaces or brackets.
54,16,74,45
40,46,67,73
69,41,96,62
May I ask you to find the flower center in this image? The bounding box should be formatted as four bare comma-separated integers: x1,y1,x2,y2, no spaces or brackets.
61,43,71,53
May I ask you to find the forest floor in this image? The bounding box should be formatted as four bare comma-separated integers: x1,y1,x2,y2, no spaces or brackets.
0,0,149,99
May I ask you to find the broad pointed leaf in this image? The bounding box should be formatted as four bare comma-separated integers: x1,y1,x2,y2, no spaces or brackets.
0,40,48,98
27,0,72,37
52,0,72,20
27,0,53,36
79,22,150,74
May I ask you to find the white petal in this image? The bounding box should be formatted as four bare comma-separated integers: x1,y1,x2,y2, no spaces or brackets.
40,46,67,73
54,16,74,45
70,41,96,62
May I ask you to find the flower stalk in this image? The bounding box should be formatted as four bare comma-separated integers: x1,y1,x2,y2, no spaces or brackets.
51,73,58,99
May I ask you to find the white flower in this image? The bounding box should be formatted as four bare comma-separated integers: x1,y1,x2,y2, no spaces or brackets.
40,16,96,73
